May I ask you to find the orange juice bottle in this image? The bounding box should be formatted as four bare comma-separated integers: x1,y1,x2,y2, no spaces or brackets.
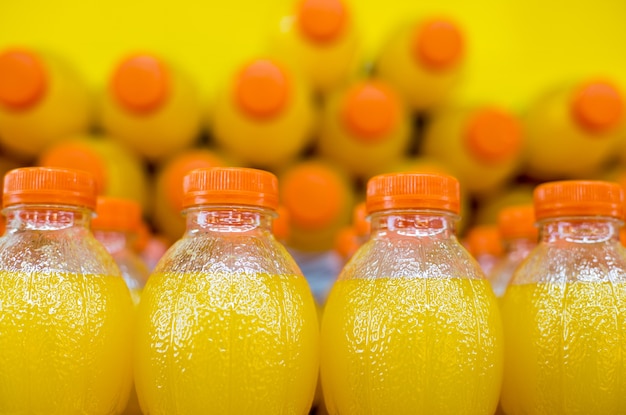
271,0,358,93
474,184,535,225
501,180,626,414
279,159,355,251
318,79,411,178
212,58,316,169
100,54,202,161
153,148,227,241
0,48,92,159
489,204,537,297
525,80,624,179
0,167,133,413
466,225,504,277
321,172,503,414
376,17,464,111
38,134,150,213
421,106,524,195
135,167,319,414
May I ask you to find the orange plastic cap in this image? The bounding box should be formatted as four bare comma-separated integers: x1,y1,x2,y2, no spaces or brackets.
466,225,503,257
297,0,347,43
134,221,151,252
0,49,47,109
273,205,291,241
367,172,460,214
163,150,227,212
341,81,401,142
571,80,624,133
39,141,108,196
281,161,347,230
3,167,97,210
534,180,624,220
111,54,170,113
412,18,464,70
92,197,142,232
497,204,537,240
182,167,279,210
334,226,359,260
465,107,523,164
352,202,370,237
235,59,290,119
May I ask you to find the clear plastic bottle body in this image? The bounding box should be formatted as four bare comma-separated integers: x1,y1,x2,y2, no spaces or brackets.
0,204,133,414
489,237,536,297
321,209,503,415
501,217,626,414
135,206,319,415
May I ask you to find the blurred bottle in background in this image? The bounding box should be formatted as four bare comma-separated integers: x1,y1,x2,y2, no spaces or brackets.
273,205,291,244
466,225,503,276
212,58,316,169
489,204,537,297
100,54,202,161
421,106,524,196
525,80,624,179
38,134,150,214
153,148,227,242
0,48,92,159
271,0,359,94
474,183,535,225
318,79,411,179
376,17,464,112
333,202,369,262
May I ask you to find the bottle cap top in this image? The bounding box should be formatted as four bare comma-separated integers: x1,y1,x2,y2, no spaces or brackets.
465,107,523,164
412,18,464,70
0,49,47,109
235,59,290,118
297,0,347,43
534,180,624,220
111,54,170,113
571,80,623,133
497,204,537,240
92,197,142,232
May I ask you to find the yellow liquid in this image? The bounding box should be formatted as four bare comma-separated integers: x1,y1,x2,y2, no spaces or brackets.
0,271,134,414
321,277,503,415
135,272,319,415
501,282,626,415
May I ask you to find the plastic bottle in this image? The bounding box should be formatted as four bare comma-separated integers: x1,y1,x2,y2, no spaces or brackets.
0,167,133,413
421,106,524,195
153,148,227,242
474,184,535,225
525,80,624,179
273,205,291,243
38,134,150,213
100,54,202,161
271,0,358,93
321,172,503,414
318,79,411,178
135,167,319,415
466,225,503,277
376,17,464,111
0,48,92,159
488,205,537,297
501,180,626,414
212,58,316,169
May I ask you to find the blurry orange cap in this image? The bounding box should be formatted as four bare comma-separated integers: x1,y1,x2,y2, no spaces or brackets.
571,80,624,133
273,205,291,241
235,59,290,119
466,225,503,256
334,226,359,260
465,107,523,164
281,161,347,230
412,18,464,70
182,167,279,210
497,204,537,240
534,180,624,220
352,202,370,236
111,54,170,113
39,140,107,195
341,81,401,142
297,0,347,43
163,150,227,212
0,49,47,109
92,197,142,232
366,172,460,214
134,221,151,252
3,167,97,210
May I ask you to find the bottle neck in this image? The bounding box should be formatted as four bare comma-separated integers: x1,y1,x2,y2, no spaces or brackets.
184,206,275,235
370,209,458,239
4,204,92,232
92,229,133,255
538,216,622,244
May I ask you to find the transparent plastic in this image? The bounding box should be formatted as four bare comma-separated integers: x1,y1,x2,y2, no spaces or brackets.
488,237,536,297
135,206,320,415
0,204,133,414
320,209,503,415
501,217,626,414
